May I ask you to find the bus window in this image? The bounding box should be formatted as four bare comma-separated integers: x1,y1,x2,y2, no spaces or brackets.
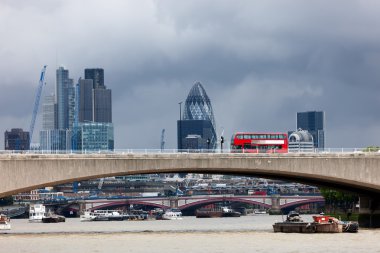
237,135,243,139
244,135,250,139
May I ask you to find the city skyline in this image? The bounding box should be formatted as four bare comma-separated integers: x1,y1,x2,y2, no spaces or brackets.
1,1,380,149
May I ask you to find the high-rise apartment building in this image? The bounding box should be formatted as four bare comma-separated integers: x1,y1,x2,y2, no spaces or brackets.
177,82,217,150
4,128,30,150
297,111,325,149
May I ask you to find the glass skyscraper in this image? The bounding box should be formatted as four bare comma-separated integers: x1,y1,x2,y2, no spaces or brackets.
42,94,56,130
178,82,217,150
78,78,94,122
80,68,112,123
56,67,74,130
40,67,113,152
85,68,104,89
40,129,71,152
297,111,325,149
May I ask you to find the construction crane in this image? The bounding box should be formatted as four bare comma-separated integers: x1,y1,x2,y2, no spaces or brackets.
29,65,47,147
161,129,165,151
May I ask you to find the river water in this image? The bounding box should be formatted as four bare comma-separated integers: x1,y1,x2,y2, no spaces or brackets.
1,215,379,253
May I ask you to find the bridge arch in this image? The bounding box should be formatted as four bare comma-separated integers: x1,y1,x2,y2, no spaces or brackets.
280,198,325,210
87,200,169,211
1,153,380,198
180,197,271,210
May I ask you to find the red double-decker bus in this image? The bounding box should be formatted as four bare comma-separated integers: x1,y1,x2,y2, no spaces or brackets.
230,132,288,153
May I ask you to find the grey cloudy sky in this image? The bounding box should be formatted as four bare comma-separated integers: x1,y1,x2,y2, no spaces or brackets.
1,0,380,149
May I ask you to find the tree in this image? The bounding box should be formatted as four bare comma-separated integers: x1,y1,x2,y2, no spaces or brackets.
0,196,13,206
362,146,380,152
320,188,358,217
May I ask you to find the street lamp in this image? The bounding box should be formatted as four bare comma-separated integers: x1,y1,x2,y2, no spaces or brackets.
220,136,224,153
178,102,183,151
207,138,210,152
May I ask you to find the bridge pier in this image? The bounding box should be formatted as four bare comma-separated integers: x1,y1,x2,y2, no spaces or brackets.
169,197,179,208
78,201,86,215
359,196,380,228
268,195,282,215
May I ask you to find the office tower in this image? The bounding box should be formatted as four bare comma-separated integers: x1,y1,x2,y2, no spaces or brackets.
74,122,114,151
40,129,72,151
56,67,74,129
85,68,104,89
78,79,94,122
93,88,112,123
297,111,325,149
4,128,30,150
42,94,57,130
177,82,217,150
81,68,112,123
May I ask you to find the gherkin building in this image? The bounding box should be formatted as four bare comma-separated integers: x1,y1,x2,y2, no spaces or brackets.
178,82,217,150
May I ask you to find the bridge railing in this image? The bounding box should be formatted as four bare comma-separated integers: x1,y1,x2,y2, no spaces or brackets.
0,148,379,155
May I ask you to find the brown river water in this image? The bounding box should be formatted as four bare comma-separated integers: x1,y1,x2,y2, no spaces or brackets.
0,215,379,253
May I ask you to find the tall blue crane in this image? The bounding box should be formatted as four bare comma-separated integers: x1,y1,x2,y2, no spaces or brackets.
29,65,47,148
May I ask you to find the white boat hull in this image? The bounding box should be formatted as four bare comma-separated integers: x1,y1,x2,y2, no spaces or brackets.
0,223,11,230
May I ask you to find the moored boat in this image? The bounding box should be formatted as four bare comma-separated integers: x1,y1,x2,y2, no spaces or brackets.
80,210,124,221
253,209,267,215
42,211,66,223
0,214,11,230
29,204,47,222
196,207,241,218
162,209,183,220
273,212,345,233
221,207,241,217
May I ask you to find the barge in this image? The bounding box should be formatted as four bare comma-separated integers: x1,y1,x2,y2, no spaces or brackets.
273,212,358,233
196,207,241,218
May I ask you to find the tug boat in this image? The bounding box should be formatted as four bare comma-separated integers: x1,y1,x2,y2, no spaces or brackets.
273,212,358,233
0,214,11,230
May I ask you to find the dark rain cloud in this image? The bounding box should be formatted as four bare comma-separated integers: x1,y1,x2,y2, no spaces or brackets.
0,0,380,149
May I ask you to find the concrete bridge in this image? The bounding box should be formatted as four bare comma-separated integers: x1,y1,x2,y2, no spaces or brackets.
0,153,380,226
80,195,324,212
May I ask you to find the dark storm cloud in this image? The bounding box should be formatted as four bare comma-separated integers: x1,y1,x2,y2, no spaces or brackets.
1,0,380,149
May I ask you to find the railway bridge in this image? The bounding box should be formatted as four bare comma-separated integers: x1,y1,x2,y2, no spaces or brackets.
0,152,379,227
79,195,325,213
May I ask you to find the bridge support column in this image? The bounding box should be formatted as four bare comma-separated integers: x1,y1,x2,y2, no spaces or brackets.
169,197,179,208
358,196,380,228
78,201,86,215
269,194,281,215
